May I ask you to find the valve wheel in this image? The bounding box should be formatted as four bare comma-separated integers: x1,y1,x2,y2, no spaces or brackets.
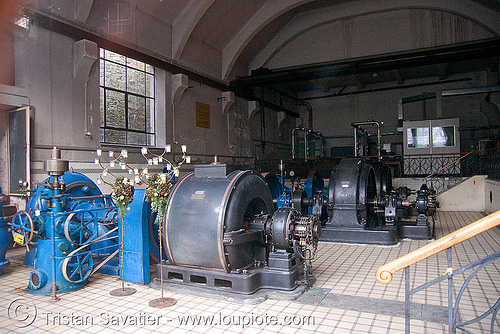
32,215,45,236
62,248,93,283
11,210,35,246
64,210,98,245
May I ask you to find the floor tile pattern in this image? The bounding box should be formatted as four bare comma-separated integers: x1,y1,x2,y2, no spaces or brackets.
0,211,498,333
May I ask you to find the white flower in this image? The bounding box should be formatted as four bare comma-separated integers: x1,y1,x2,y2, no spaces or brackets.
120,195,124,200
123,178,129,183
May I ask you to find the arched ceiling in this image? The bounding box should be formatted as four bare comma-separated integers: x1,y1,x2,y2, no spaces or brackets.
29,0,500,87
133,0,500,84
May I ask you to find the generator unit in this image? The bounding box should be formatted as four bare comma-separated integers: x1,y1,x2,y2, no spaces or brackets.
266,158,438,245
157,163,321,294
322,158,398,245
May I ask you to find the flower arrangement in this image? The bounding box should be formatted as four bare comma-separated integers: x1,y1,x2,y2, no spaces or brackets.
111,176,135,218
95,145,190,221
145,173,172,224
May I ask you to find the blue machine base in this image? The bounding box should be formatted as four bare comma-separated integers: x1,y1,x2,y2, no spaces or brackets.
98,258,119,276
0,259,10,270
27,280,88,295
23,245,37,267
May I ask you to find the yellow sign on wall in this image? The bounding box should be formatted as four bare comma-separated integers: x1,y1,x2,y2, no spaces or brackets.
196,102,210,129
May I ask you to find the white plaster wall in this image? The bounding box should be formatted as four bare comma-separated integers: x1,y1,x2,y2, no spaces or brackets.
485,179,500,214
437,175,486,211
0,4,258,196
172,79,233,161
0,110,8,192
180,37,223,81
134,10,173,59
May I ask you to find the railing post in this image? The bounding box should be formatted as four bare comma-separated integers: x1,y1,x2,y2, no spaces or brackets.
405,266,411,334
447,248,455,334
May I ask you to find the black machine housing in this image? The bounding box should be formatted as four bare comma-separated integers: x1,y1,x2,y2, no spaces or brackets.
321,158,398,245
158,164,320,294
287,158,439,245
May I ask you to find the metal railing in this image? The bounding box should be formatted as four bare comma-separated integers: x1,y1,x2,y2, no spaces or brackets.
486,151,500,181
420,151,480,194
376,210,500,333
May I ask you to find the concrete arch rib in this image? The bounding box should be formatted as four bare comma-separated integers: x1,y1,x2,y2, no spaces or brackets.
222,0,500,79
221,0,315,81
75,0,94,23
172,0,216,61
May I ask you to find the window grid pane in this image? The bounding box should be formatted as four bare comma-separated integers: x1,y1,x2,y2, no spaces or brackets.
100,48,155,145
104,61,126,91
146,73,154,98
127,67,146,95
105,89,126,129
128,95,146,131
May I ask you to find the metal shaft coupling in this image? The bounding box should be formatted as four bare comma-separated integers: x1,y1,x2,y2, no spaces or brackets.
44,147,69,177
266,207,321,253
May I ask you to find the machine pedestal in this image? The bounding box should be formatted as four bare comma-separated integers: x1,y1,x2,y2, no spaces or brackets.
156,257,304,295
27,239,87,295
399,215,432,240
320,225,398,245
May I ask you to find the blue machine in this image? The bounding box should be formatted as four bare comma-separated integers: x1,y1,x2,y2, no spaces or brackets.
263,171,328,218
0,187,14,275
11,171,120,294
11,148,152,295
22,170,111,267
263,173,291,209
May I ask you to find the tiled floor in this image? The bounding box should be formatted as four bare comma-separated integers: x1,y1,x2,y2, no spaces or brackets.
1,211,499,333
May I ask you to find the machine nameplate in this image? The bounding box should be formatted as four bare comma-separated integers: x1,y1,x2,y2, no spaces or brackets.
191,191,205,200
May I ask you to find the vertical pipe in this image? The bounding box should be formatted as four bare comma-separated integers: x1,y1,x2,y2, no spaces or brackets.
354,128,358,157
405,266,410,334
398,98,404,126
304,130,307,161
120,216,125,290
308,107,313,130
376,123,381,160
436,89,443,119
171,101,176,143
51,213,57,300
279,159,284,180
319,133,325,158
51,177,61,301
260,86,266,154
447,248,455,334
291,127,305,160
